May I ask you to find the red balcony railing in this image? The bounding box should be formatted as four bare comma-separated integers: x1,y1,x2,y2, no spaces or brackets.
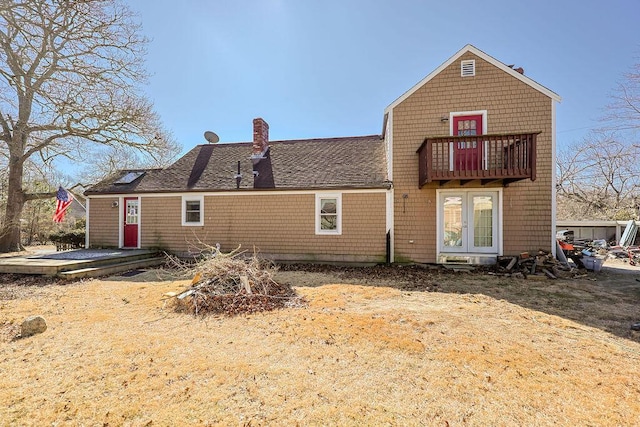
416,132,539,187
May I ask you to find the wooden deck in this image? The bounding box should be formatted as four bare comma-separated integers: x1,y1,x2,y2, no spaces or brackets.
0,249,164,278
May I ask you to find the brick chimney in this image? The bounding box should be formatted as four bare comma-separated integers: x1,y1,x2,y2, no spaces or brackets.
252,117,269,158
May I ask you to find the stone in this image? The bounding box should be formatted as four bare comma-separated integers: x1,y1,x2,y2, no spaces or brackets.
20,315,47,338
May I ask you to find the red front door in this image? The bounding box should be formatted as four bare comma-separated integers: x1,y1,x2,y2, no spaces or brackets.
453,115,483,170
123,198,139,248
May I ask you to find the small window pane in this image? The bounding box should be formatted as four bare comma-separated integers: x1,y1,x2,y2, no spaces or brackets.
321,214,337,230
321,199,337,214
126,200,138,224
320,198,337,231
185,200,200,223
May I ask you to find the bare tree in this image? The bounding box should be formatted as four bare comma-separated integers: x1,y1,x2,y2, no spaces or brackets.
0,0,180,252
556,132,640,220
77,144,171,187
604,60,640,135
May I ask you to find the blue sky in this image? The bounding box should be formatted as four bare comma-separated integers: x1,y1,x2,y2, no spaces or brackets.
128,0,639,154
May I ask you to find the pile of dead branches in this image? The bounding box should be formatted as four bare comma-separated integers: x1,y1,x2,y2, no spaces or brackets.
166,246,305,316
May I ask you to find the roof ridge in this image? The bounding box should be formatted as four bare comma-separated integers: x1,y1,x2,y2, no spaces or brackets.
191,134,382,148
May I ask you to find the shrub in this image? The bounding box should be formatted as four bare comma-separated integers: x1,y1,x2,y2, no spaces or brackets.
49,229,85,251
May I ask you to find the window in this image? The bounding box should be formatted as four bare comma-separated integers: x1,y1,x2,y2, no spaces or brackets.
315,193,342,235
114,171,145,185
182,195,204,226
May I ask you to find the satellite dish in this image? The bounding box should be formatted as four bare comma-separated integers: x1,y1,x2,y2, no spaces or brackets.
204,131,219,144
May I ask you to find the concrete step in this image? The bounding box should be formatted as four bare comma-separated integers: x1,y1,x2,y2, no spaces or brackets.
57,257,165,279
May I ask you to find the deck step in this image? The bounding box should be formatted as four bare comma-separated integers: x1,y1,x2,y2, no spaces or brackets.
57,257,165,279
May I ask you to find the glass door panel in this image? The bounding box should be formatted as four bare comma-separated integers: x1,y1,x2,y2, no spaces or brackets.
442,195,465,251
439,191,498,254
472,195,493,249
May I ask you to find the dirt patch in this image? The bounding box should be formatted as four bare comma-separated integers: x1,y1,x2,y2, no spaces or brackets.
1,263,639,425
277,262,640,340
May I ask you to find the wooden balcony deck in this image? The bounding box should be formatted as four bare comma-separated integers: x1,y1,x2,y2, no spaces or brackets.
416,132,540,187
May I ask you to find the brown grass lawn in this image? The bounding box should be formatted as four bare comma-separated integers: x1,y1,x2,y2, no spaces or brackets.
1,262,640,426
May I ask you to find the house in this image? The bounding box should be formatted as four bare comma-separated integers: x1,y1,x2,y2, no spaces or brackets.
85,45,561,264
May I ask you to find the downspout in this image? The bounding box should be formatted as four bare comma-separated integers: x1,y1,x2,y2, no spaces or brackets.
386,186,394,264
551,99,557,257
384,110,395,263
85,198,90,248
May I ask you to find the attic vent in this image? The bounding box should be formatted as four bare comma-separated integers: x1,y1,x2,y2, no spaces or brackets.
461,60,475,77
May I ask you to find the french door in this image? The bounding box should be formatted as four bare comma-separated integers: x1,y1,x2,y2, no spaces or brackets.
439,190,499,254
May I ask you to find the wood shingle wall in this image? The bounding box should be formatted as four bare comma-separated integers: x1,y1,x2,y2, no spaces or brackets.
86,198,120,248
133,192,388,263
391,52,553,263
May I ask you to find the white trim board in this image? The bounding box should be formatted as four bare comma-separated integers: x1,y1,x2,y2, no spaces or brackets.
384,44,561,114
436,188,504,257
315,193,342,235
449,110,488,135
181,194,204,227
86,188,390,199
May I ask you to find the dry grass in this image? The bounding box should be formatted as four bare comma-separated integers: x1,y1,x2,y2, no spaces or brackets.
1,265,640,426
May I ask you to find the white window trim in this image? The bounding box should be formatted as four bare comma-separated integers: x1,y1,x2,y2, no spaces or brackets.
182,195,204,226
315,193,342,235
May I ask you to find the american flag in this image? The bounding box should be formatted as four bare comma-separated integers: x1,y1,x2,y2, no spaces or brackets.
53,187,73,223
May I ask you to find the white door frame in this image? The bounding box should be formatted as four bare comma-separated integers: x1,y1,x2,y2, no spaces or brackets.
436,189,503,257
119,196,141,249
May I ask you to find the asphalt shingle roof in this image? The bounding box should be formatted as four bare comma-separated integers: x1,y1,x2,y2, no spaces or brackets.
85,135,389,195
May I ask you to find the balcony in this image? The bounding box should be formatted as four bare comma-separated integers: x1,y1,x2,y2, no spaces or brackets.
416,132,540,187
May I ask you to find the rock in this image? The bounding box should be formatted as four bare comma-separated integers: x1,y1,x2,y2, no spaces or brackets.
20,315,47,338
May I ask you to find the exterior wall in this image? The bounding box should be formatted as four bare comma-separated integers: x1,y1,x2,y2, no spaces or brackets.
392,52,553,262
87,197,120,248
140,191,388,263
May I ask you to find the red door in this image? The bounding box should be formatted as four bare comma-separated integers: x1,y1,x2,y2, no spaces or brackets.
453,115,483,170
123,198,139,248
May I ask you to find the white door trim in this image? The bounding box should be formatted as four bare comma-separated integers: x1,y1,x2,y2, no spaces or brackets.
436,188,503,257
120,196,141,249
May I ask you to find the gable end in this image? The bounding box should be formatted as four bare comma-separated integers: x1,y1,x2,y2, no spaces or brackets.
385,44,561,113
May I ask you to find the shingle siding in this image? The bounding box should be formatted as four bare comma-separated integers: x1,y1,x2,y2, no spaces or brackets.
138,192,387,263
87,198,119,248
392,52,554,263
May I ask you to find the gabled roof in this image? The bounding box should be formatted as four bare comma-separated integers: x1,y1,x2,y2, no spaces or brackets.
85,135,389,195
385,44,561,114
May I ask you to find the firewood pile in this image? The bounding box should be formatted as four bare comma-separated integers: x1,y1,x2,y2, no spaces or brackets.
491,251,584,279
166,247,306,316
